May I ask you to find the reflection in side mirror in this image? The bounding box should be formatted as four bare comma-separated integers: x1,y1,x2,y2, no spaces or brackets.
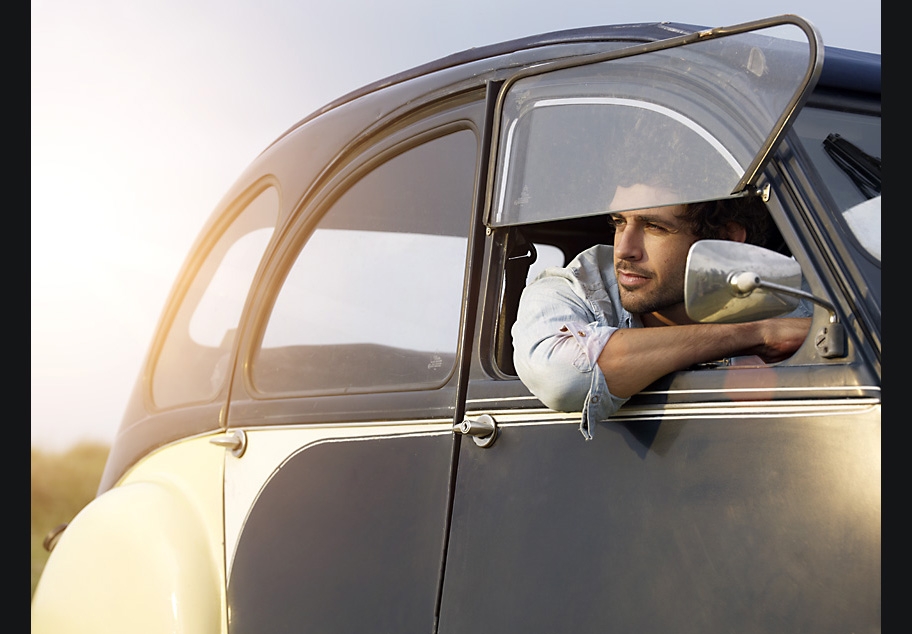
684,240,847,358
685,240,802,323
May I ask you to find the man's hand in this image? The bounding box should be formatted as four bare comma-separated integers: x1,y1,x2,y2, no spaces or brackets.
745,317,813,363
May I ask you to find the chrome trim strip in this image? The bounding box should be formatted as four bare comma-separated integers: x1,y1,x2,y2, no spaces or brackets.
466,385,881,406
468,397,881,425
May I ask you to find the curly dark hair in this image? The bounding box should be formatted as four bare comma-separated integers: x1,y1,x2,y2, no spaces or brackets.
679,195,776,249
604,194,782,251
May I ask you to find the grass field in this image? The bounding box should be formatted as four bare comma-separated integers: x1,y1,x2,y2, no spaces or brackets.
30,443,110,600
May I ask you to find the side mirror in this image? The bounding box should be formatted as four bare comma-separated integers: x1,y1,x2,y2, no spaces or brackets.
685,240,801,323
684,240,847,358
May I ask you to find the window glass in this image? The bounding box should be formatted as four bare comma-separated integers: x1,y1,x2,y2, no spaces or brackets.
252,130,476,395
493,97,742,226
491,24,815,226
528,243,565,283
190,227,274,346
792,107,881,262
153,187,278,409
842,196,880,261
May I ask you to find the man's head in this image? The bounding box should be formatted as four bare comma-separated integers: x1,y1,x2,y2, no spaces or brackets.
608,188,773,322
678,195,775,249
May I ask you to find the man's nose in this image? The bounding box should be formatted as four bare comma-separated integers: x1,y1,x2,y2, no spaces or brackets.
614,226,643,260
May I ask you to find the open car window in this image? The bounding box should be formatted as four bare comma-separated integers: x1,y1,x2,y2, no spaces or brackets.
489,18,822,226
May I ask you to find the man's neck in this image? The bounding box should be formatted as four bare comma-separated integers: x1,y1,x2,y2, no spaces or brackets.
640,307,695,328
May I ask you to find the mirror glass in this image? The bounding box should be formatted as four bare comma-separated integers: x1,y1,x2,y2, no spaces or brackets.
685,240,802,323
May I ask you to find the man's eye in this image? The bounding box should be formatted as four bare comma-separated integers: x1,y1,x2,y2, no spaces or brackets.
609,217,625,228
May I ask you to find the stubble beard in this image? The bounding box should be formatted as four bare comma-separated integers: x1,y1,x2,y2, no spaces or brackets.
617,270,686,316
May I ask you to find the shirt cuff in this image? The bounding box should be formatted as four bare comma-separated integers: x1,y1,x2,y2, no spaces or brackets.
579,352,629,440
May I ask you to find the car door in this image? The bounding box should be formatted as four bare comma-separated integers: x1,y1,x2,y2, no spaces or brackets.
437,17,880,633
220,92,489,633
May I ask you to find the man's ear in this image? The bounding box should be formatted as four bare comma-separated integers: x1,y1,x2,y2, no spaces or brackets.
722,222,747,243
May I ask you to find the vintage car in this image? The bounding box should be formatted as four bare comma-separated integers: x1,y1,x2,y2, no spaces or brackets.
32,14,880,633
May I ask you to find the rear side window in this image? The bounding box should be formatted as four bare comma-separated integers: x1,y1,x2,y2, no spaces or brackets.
153,186,278,409
252,129,477,395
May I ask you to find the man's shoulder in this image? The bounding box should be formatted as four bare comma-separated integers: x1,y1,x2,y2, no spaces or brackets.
566,244,616,284
526,243,616,296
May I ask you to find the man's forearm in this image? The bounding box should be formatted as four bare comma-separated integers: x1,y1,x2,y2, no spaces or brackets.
596,319,809,398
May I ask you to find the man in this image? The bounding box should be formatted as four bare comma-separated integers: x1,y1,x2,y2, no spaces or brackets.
511,184,812,439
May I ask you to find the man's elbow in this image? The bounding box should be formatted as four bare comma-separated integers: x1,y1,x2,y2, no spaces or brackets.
514,358,590,412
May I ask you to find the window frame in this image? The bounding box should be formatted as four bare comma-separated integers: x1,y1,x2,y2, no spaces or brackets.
485,16,824,229
148,180,281,412
249,129,478,397
225,95,490,430
474,136,879,412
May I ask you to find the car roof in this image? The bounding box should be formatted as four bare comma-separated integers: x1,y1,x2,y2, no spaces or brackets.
285,21,880,136
816,45,881,95
281,22,691,137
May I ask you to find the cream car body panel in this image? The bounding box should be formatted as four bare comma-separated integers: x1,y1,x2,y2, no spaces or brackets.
31,437,227,634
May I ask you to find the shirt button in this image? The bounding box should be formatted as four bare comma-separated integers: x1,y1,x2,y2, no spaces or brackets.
578,331,586,337
591,396,600,403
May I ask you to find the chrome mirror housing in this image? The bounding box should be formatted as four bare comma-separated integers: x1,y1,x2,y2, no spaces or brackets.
685,240,802,324
685,239,847,358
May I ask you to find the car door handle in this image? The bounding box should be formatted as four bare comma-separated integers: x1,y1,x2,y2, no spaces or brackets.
210,429,247,458
454,414,499,448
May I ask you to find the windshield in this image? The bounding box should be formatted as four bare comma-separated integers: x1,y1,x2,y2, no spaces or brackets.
792,106,881,263
490,21,819,226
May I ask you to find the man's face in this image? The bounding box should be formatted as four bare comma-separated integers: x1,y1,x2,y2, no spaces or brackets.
608,186,698,316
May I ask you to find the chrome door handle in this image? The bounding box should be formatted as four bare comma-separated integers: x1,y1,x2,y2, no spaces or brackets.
454,414,499,448
210,429,247,458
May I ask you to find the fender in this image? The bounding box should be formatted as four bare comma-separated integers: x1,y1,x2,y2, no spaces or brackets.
31,438,226,634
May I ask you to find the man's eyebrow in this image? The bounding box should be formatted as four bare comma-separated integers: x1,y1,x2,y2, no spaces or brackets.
609,212,680,226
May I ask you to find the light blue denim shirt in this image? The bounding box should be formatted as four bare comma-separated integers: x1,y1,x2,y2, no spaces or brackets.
512,242,813,440
512,244,638,440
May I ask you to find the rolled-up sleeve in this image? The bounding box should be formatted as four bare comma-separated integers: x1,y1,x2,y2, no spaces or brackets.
511,248,630,439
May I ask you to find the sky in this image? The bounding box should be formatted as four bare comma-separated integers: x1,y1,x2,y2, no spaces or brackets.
31,0,881,451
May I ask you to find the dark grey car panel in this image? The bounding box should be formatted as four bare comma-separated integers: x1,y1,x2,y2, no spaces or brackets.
228,433,454,633
439,414,880,633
